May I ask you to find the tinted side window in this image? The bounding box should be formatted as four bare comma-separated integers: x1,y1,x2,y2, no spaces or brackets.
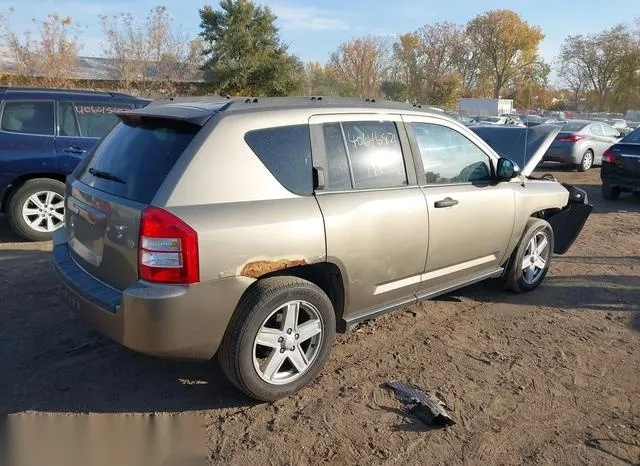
341,121,407,189
74,103,134,138
244,125,312,195
589,124,604,136
58,102,81,137
601,123,619,137
1,101,54,135
322,123,352,191
412,123,491,184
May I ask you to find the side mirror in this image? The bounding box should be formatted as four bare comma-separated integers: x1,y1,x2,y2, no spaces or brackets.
496,158,521,181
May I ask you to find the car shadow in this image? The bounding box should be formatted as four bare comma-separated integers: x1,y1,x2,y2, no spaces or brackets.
454,272,640,314
0,215,28,244
573,184,640,214
0,249,255,414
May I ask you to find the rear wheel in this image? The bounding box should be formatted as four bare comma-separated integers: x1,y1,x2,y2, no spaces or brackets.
505,219,554,293
218,277,336,401
577,150,594,172
8,178,66,242
602,183,621,200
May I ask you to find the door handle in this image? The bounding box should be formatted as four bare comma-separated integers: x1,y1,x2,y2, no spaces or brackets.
434,197,459,208
63,146,86,154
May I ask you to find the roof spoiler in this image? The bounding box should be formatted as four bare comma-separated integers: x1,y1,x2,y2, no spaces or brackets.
117,101,233,126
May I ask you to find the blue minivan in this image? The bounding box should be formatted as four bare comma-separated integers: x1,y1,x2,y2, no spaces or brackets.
0,87,149,241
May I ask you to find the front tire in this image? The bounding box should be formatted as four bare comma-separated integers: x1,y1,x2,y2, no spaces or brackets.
505,219,554,293
8,178,66,242
602,183,621,200
218,277,336,401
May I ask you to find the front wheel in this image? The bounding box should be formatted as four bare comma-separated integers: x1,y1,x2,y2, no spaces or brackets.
218,277,336,401
505,219,554,293
8,178,66,242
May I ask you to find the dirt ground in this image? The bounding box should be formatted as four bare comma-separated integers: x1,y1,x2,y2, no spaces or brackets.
1,166,639,465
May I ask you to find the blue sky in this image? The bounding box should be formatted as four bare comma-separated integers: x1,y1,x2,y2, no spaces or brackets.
1,0,638,83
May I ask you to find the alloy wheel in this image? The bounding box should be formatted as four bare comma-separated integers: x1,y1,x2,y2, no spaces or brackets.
252,300,323,385
521,231,551,285
21,191,65,233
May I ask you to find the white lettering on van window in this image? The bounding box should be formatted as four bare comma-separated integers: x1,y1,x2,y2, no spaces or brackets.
74,105,130,115
347,130,397,150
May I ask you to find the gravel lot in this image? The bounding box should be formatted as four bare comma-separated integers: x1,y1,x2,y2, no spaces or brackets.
1,167,639,465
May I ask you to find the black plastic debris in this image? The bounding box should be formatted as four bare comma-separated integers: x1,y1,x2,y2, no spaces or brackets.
383,380,455,428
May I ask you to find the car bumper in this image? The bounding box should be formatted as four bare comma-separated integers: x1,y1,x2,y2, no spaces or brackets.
601,163,640,191
547,183,593,254
52,230,251,360
543,147,580,164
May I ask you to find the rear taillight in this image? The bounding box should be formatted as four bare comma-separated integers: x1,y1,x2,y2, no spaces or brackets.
139,207,199,284
556,134,584,143
602,148,618,164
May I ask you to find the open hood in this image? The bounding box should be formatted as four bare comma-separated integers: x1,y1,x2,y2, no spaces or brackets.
470,124,561,176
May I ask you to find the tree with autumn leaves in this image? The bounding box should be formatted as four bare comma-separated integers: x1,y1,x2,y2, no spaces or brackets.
1,1,639,111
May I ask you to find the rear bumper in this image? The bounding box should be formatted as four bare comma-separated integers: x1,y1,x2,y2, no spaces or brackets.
601,163,640,191
52,229,251,360
543,146,580,164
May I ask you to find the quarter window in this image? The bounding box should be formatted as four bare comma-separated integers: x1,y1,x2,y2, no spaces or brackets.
244,124,313,195
412,123,492,184
322,123,352,191
1,101,54,136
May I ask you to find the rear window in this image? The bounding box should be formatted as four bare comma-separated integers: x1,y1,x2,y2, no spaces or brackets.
622,128,640,144
78,118,198,203
561,122,588,132
244,125,312,195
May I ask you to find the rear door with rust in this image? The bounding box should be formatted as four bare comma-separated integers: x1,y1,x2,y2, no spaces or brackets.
309,114,428,321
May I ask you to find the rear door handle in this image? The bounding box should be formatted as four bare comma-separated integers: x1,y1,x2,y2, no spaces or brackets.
434,197,459,208
63,146,86,154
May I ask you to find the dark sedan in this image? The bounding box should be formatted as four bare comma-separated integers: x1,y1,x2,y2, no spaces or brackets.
601,127,640,200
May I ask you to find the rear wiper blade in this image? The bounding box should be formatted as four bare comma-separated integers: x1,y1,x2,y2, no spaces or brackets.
88,168,126,184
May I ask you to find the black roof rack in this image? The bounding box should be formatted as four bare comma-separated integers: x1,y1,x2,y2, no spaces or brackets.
0,86,140,99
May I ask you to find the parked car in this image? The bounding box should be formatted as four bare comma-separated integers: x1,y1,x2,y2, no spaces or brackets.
522,115,543,127
475,115,524,126
542,119,622,171
0,87,150,241
52,97,591,401
601,127,640,199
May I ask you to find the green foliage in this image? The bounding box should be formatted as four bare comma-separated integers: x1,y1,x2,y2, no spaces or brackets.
304,62,357,97
199,0,303,96
380,80,406,101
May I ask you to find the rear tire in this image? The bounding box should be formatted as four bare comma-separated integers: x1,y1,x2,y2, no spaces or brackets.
505,219,554,293
8,178,66,242
218,276,336,401
577,150,594,172
602,183,621,200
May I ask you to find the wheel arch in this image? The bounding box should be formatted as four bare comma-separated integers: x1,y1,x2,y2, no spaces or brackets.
242,262,347,333
1,173,67,213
